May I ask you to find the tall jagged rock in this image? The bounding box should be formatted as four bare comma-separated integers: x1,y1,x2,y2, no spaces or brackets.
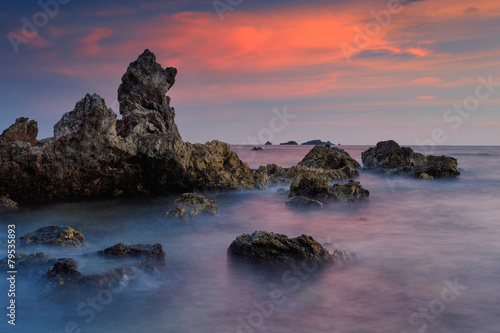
0,49,259,203
117,49,180,138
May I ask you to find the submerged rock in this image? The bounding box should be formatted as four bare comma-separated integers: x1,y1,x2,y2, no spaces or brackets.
286,196,323,208
166,193,220,218
361,140,460,178
330,180,370,202
227,231,357,268
18,225,85,248
97,242,166,271
251,147,263,151
0,196,18,214
46,258,82,283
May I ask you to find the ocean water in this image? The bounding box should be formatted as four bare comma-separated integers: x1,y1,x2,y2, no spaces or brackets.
1,145,500,333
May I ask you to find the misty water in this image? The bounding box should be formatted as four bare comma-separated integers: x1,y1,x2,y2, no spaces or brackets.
1,145,500,333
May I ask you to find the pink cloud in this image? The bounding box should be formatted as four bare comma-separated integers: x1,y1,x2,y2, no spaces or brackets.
75,27,113,58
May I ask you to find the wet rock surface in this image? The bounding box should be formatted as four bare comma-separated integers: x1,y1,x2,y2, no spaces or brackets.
361,140,460,178
166,193,220,218
18,225,85,248
227,231,357,268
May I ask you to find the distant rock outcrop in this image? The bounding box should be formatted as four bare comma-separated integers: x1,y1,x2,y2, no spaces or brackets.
0,49,263,204
265,141,272,145
227,231,357,268
301,139,333,145
280,141,298,145
361,140,460,179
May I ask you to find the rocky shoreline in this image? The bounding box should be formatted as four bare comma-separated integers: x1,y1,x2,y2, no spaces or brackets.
0,49,462,300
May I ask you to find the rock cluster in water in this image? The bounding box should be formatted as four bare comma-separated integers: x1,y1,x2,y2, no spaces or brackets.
0,49,263,204
1,225,166,298
227,231,357,268
361,140,460,179
166,192,220,218
255,146,361,187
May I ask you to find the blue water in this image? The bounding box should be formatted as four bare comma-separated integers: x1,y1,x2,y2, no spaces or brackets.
1,145,499,333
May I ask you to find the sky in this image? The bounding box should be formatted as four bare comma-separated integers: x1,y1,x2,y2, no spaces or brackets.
0,0,499,145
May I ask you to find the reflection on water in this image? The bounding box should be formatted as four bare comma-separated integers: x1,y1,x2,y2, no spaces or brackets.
1,145,500,333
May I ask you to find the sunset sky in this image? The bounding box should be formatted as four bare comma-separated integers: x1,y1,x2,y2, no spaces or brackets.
1,0,499,145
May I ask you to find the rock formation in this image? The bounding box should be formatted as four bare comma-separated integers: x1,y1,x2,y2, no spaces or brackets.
18,225,85,247
0,117,38,147
286,173,369,207
0,49,263,204
227,231,357,268
361,140,460,179
166,193,220,218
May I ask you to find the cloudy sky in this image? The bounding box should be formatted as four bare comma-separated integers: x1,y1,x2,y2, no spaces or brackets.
1,0,499,145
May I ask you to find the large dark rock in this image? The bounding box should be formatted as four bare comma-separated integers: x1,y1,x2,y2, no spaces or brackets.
0,117,38,147
18,225,85,247
166,193,219,218
361,140,460,178
0,50,261,204
227,231,357,268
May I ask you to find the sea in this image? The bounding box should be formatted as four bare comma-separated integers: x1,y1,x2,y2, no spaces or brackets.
1,145,499,333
